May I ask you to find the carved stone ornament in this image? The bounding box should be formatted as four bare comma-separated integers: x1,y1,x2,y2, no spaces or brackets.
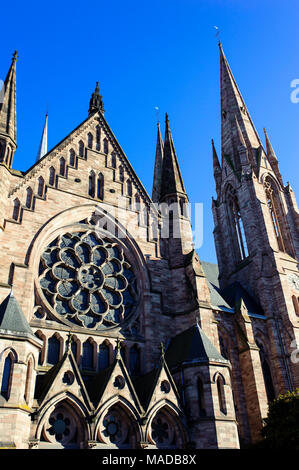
38,230,139,330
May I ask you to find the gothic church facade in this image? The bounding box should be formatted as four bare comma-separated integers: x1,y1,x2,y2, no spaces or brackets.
0,44,298,449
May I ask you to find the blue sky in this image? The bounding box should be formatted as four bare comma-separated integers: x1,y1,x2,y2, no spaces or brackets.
1,0,298,263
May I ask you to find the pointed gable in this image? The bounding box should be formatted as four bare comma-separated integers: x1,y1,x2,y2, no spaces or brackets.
91,352,143,414
35,347,93,410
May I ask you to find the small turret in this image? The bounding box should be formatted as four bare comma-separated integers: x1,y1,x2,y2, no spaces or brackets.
0,51,17,168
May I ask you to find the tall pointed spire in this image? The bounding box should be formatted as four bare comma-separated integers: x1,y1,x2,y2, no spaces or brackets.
159,113,186,201
88,81,105,116
219,43,263,170
36,112,48,161
152,121,164,203
0,51,17,167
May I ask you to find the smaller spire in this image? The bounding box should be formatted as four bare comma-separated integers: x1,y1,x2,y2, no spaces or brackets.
212,139,221,174
152,121,164,203
36,112,48,161
263,127,283,185
88,81,105,116
263,127,277,161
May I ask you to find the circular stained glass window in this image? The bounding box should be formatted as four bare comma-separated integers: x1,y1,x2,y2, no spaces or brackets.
38,231,139,330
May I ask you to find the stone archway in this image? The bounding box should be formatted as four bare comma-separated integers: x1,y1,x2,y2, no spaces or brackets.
97,403,141,449
148,405,186,449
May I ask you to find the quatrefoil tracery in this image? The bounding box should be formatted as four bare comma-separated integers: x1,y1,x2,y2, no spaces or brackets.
39,231,138,330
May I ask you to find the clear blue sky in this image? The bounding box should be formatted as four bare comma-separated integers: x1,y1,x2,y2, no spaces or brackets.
1,0,298,263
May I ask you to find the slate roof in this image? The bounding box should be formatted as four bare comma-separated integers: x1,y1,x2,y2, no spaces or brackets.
0,291,35,337
199,260,264,315
165,324,229,369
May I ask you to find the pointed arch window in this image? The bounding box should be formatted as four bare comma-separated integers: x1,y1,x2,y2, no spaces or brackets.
119,166,124,182
216,375,226,414
79,140,84,158
24,358,33,403
129,345,140,376
197,377,206,416
49,167,56,186
97,173,104,200
96,126,101,151
82,340,94,370
59,157,66,176
135,194,141,212
111,152,117,169
89,171,96,198
25,187,33,209
88,132,93,149
264,177,291,255
47,335,60,365
12,198,20,221
127,180,132,197
98,342,110,370
37,176,45,197
227,185,248,261
1,353,14,399
103,138,108,155
69,149,75,166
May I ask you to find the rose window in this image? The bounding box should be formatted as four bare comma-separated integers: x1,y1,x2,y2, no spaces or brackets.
38,231,138,330
102,414,127,444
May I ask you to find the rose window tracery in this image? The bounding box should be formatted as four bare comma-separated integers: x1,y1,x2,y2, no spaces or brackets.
151,413,175,447
43,408,77,445
38,231,138,330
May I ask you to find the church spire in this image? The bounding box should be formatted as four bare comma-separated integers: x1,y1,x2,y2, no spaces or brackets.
0,51,17,167
88,81,105,116
263,127,283,186
219,43,263,171
36,112,48,161
152,121,164,203
159,113,186,202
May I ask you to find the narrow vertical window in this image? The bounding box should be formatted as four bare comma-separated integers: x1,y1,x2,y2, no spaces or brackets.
1,354,13,399
89,171,95,198
12,198,20,221
292,296,299,317
111,153,116,169
37,176,45,197
197,377,206,416
47,335,60,365
97,173,104,200
26,187,33,209
79,140,84,158
96,126,101,151
88,132,93,149
264,177,291,255
69,149,75,166
119,166,124,182
103,138,108,154
217,375,226,414
49,167,56,186
257,341,275,402
59,157,66,176
127,180,132,197
24,359,33,403
98,342,110,370
82,340,94,370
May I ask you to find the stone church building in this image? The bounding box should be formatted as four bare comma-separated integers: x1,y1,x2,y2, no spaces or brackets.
0,44,298,449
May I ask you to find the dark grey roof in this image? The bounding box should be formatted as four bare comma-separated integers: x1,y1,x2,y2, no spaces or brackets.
200,260,264,315
165,324,229,369
0,291,34,336
199,261,231,310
